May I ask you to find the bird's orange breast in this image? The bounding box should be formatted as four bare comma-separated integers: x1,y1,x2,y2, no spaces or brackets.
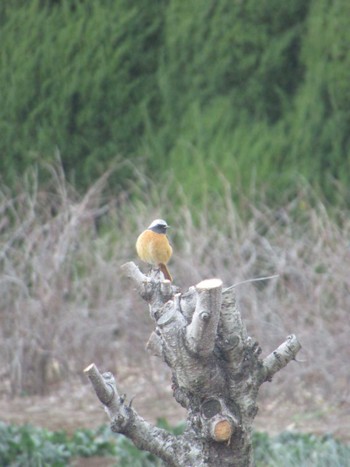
136,230,172,266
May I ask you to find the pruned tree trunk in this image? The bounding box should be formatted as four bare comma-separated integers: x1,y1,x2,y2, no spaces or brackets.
85,263,301,466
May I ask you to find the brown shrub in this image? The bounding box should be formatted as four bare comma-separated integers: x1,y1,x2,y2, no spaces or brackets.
0,164,348,417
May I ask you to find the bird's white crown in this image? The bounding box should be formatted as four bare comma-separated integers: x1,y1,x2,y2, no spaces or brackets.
148,219,168,229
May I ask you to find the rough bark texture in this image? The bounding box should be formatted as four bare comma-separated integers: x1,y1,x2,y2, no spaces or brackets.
85,262,301,466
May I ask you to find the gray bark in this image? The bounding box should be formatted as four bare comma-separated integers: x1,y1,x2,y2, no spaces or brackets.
85,262,301,466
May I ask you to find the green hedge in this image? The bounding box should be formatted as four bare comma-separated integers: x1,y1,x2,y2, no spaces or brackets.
284,0,350,189
0,0,166,187
1,0,349,202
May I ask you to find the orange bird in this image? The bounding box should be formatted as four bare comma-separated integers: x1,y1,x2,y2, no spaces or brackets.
136,219,173,281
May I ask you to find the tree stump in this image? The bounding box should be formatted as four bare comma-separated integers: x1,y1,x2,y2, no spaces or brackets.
85,262,301,467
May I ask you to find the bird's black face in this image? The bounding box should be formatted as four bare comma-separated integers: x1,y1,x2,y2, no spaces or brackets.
148,219,169,234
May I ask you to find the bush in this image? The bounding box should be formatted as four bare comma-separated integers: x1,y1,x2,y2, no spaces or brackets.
0,0,166,187
1,0,350,202
283,0,350,192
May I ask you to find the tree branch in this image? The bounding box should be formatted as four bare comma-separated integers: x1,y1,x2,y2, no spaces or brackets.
186,278,223,357
262,334,301,382
217,289,247,370
120,261,149,284
84,363,182,466
121,261,177,313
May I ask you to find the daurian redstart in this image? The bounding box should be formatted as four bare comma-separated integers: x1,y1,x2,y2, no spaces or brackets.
136,219,173,281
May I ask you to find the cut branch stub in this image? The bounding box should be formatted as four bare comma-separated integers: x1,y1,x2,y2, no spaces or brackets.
186,278,223,357
84,363,122,423
217,288,247,371
201,397,240,442
262,334,301,382
210,418,233,442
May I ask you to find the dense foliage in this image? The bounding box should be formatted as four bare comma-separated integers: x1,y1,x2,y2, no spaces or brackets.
0,421,349,467
1,0,350,202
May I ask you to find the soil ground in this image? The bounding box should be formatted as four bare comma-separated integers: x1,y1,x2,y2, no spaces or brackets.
1,370,349,443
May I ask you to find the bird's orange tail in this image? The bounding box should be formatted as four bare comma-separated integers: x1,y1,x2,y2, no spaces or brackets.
159,263,172,282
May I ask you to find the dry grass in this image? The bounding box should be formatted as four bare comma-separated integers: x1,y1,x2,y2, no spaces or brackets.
0,164,349,436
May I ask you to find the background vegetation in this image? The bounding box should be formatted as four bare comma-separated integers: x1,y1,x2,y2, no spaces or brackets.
1,0,350,203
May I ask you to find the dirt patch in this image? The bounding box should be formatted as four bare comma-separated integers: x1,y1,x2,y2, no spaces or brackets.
1,374,349,443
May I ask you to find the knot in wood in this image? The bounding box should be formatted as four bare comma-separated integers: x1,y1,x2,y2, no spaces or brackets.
157,301,176,327
201,398,222,419
225,335,240,350
140,279,154,301
102,372,114,381
199,310,210,321
111,413,130,433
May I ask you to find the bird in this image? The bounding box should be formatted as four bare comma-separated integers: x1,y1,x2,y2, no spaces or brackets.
136,219,173,281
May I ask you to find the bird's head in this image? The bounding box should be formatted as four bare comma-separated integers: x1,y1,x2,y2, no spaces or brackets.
148,219,169,234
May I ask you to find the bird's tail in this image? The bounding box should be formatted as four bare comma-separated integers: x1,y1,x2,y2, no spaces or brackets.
159,263,172,282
